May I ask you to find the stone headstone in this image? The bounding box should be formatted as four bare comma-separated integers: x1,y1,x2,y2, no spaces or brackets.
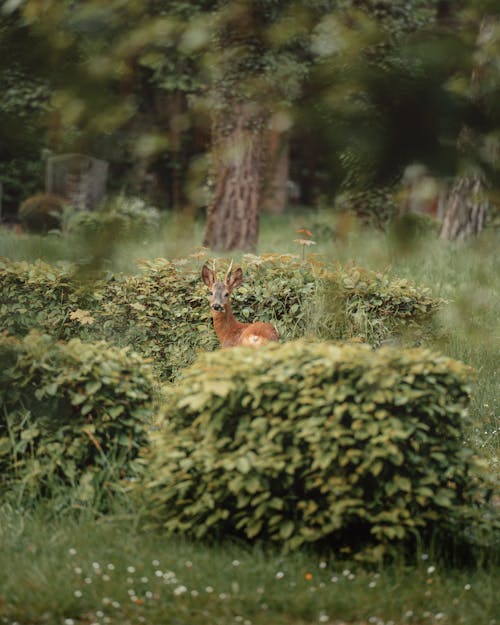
46,153,108,210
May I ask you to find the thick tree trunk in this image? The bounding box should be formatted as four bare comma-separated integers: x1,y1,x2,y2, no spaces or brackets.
203,102,264,251
261,129,289,215
440,174,487,241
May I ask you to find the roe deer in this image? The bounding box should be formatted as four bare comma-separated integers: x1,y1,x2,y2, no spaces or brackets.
201,263,279,348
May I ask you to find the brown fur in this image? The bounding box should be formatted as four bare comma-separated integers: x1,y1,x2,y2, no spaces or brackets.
202,264,279,348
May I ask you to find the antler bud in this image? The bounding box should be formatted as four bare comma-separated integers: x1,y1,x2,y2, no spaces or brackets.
225,260,233,283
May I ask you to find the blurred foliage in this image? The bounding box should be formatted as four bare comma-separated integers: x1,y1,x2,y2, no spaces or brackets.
140,339,498,562
0,331,155,510
0,254,442,380
1,0,499,224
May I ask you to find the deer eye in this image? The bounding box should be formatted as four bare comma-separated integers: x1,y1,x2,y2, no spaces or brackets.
224,292,229,297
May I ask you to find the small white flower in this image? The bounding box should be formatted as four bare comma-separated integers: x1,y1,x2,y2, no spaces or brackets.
319,561,327,569
145,591,153,599
369,581,377,588
465,584,471,590
205,586,214,593
232,559,241,567
84,577,92,584
140,576,149,583
152,559,160,567
74,590,82,598
64,619,75,625
73,567,82,575
331,576,338,583
185,560,193,568
107,563,115,571
111,601,120,608
427,565,436,574
92,562,100,570
102,574,110,582
155,570,163,577
127,566,136,573
191,589,199,597
68,548,77,556
174,585,188,596
275,571,285,579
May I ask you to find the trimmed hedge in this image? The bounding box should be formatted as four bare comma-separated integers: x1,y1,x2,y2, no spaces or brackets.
316,262,441,344
0,254,442,380
0,332,155,509
0,258,94,339
140,340,498,562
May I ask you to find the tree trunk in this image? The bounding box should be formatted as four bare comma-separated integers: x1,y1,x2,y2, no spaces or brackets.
440,16,496,241
261,129,289,215
203,102,264,251
439,174,487,241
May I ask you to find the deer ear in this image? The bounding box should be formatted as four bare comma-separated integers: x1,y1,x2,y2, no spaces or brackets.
201,264,215,288
227,267,243,290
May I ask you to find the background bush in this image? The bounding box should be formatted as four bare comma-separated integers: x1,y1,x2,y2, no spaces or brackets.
18,193,66,233
66,195,161,240
0,331,155,510
0,254,442,380
140,340,498,562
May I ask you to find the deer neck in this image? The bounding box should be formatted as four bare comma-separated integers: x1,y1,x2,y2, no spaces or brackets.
211,303,245,346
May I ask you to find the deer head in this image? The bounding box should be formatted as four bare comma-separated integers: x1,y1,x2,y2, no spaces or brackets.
201,262,243,313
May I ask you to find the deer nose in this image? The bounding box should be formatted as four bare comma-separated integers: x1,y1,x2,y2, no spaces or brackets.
212,303,224,311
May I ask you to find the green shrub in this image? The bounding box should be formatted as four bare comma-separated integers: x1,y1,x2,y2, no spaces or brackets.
0,258,97,339
66,195,160,240
18,193,66,233
0,332,155,510
140,340,498,562
334,187,399,229
316,262,441,345
0,254,442,380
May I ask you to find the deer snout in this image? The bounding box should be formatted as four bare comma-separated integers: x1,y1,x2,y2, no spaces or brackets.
211,303,224,312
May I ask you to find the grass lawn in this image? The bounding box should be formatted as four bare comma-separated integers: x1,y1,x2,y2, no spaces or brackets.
0,507,498,625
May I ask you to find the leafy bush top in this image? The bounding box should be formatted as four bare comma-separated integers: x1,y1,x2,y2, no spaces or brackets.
66,195,160,239
0,253,442,380
0,331,155,510
140,340,497,562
